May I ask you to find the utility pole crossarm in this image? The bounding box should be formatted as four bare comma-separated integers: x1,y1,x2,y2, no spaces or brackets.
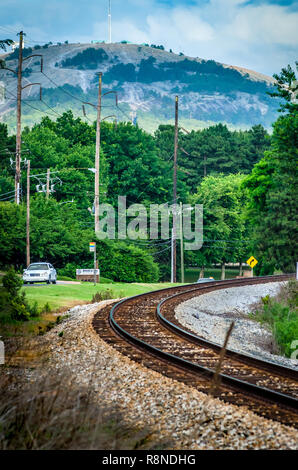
21,82,41,90
23,54,43,72
102,90,118,105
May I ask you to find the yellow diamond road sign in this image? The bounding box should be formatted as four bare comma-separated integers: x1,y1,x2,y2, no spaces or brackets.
246,256,258,268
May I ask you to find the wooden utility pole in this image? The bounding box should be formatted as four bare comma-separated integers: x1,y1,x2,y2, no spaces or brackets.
172,95,179,282
26,160,30,266
46,168,50,198
15,31,23,204
95,72,102,234
2,32,42,205
180,201,184,283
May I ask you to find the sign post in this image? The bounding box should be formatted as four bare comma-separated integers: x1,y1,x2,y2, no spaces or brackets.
246,256,258,276
89,242,97,286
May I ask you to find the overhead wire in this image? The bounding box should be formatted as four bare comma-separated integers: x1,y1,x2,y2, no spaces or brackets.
3,88,59,118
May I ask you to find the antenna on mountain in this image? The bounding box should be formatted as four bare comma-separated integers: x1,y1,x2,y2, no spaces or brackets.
108,0,112,44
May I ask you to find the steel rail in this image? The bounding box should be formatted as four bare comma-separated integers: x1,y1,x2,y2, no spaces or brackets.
157,278,298,380
109,274,298,412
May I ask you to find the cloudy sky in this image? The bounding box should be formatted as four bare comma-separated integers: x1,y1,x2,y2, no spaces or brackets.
0,0,297,76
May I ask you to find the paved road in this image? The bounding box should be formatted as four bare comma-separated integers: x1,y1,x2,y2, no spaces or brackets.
23,280,81,288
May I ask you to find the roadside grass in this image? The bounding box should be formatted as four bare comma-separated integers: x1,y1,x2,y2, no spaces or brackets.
22,282,181,312
0,282,183,339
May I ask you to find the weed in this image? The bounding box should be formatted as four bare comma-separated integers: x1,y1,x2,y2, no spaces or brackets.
91,289,116,303
0,370,168,450
42,302,51,314
250,281,298,358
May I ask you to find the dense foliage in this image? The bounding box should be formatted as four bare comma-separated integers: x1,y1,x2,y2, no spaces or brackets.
0,62,296,283
59,47,109,69
251,281,298,358
155,123,270,192
188,173,249,272
243,63,298,274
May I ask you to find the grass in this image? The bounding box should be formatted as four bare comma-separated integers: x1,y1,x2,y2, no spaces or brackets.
0,280,183,339
22,282,182,312
0,369,169,450
249,280,298,358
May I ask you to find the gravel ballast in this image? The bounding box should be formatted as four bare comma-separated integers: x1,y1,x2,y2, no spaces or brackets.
11,298,297,450
175,282,298,369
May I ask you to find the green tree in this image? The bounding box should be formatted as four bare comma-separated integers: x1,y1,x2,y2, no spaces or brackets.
155,123,270,195
243,112,298,273
101,121,178,206
267,62,298,114
191,174,249,276
243,63,298,273
0,268,30,321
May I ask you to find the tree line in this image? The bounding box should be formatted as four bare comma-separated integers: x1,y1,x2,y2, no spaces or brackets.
0,63,297,280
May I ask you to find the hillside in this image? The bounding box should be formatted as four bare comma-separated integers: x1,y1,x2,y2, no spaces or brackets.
0,42,278,133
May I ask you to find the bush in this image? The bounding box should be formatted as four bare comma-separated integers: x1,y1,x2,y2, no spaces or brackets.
91,289,115,302
58,262,77,279
2,269,23,297
251,281,298,358
0,269,38,321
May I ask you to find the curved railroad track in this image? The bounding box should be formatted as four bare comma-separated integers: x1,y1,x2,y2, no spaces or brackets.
92,274,298,427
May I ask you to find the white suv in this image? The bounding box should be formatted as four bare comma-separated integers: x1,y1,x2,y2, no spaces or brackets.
23,263,57,284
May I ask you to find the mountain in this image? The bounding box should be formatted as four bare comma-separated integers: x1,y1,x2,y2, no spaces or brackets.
0,42,278,133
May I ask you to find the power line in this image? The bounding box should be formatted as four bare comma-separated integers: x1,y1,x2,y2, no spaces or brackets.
123,238,171,246
0,189,16,197
4,88,58,118
40,98,63,117
116,103,132,122
41,70,88,105
41,71,113,109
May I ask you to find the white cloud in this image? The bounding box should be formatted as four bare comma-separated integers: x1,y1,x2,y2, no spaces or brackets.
93,19,150,44
105,1,298,75
2,0,297,75
147,8,214,44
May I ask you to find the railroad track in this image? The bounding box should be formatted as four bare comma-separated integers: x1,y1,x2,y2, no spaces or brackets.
92,274,298,427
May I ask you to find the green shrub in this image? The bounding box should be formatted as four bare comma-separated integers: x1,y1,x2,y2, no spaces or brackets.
57,275,77,281
99,276,114,284
58,263,77,279
10,298,31,321
2,269,23,297
275,317,298,357
30,301,39,318
91,289,116,303
251,282,298,358
0,269,41,322
42,302,51,314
